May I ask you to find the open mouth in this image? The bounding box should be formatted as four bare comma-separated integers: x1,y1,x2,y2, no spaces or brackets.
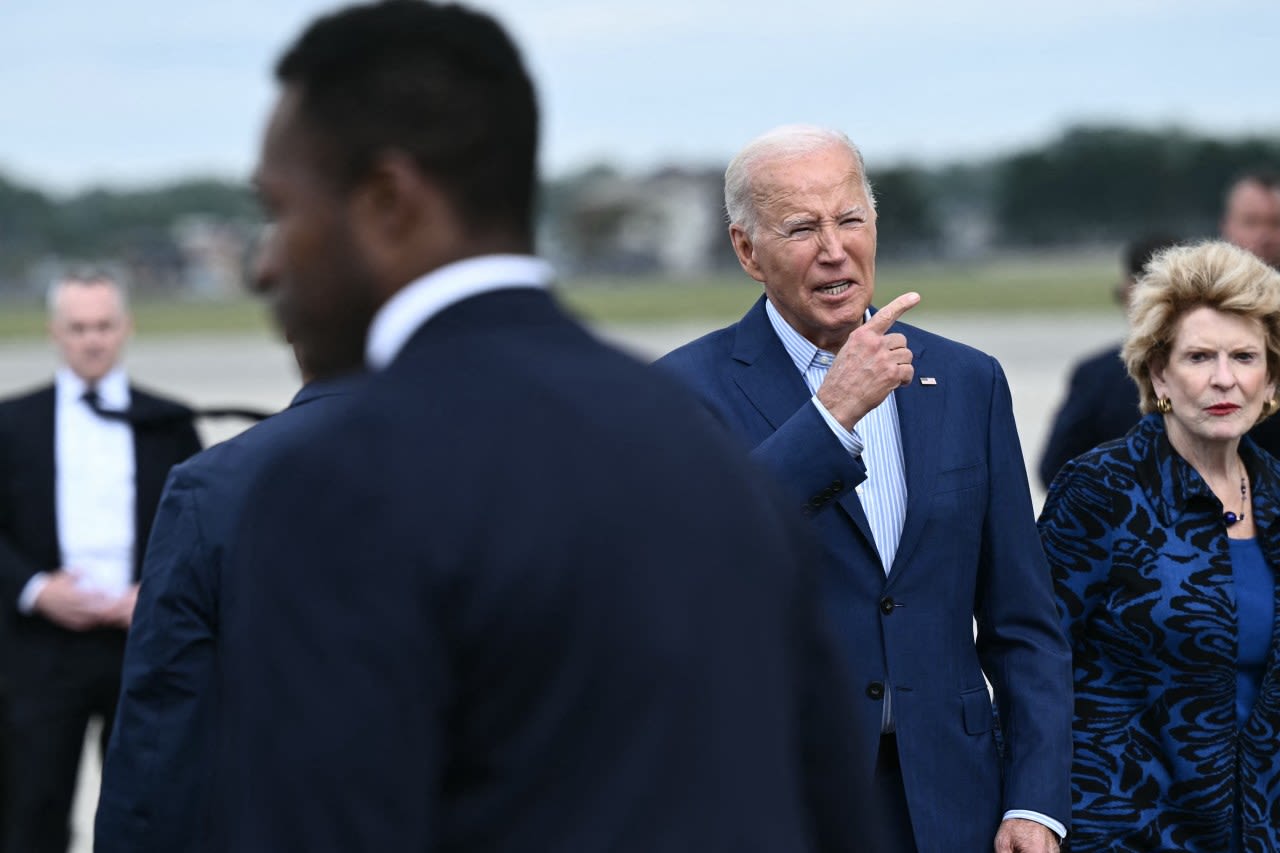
816,280,852,296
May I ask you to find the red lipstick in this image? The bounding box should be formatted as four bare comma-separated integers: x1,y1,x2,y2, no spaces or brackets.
1205,403,1241,416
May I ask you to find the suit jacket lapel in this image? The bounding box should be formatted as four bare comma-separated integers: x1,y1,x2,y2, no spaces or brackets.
886,325,940,583
34,389,58,566
130,388,174,580
730,298,877,551
728,299,813,431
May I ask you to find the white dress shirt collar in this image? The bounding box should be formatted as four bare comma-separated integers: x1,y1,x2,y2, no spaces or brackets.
56,364,131,409
365,254,554,370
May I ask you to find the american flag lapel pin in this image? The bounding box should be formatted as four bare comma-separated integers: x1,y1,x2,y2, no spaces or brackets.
920,377,937,385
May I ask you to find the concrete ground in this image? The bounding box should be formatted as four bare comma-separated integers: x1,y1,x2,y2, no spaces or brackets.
0,311,1125,852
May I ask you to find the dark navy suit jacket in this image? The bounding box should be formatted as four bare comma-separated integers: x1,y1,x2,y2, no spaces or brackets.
94,377,360,853
216,288,877,853
657,296,1073,852
0,384,200,679
1038,344,1140,490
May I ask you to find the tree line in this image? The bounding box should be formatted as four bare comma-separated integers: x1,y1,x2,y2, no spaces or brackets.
1,123,1277,293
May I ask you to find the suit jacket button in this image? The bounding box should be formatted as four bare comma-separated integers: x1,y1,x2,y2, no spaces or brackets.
866,681,885,700
831,479,843,491
880,596,896,615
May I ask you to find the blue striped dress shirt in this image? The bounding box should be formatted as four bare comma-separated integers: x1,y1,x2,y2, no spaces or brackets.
764,300,908,573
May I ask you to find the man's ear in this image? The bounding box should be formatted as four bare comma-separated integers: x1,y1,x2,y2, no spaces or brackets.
730,224,766,283
350,151,452,242
348,150,462,281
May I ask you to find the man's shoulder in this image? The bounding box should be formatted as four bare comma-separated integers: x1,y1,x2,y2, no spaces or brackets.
0,385,54,439
654,299,761,378
174,389,352,486
1070,343,1126,378
0,383,53,411
656,323,738,369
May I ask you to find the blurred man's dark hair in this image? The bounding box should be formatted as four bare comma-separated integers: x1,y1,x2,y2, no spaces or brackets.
275,0,538,241
1114,234,1181,305
1124,234,1182,280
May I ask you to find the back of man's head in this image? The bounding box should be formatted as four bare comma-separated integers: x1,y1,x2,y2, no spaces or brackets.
1124,234,1182,280
276,0,538,242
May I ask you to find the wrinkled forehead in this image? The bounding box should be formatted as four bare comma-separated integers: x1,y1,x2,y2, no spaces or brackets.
751,152,870,220
1170,304,1268,347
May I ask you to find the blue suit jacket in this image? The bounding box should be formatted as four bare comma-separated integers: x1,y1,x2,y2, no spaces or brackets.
94,376,361,853
657,296,1073,852
215,288,878,853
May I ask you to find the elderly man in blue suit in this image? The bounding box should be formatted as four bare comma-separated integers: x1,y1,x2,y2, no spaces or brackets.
92,354,361,852
207,5,879,853
657,125,1073,853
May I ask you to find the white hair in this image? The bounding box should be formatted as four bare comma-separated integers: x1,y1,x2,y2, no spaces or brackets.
46,270,128,317
724,124,875,236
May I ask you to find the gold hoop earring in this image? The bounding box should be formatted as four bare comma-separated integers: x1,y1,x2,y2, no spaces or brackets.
1156,397,1173,414
1264,398,1279,417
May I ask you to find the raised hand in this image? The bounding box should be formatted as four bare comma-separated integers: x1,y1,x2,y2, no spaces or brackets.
816,291,920,430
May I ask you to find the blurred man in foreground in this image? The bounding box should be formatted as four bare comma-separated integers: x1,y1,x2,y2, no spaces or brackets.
94,344,361,851
215,3,875,851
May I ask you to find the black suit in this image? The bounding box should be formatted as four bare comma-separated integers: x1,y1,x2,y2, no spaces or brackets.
1039,344,1280,489
218,286,876,852
0,383,200,853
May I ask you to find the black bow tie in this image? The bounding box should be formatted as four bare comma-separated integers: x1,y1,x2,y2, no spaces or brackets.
82,388,271,425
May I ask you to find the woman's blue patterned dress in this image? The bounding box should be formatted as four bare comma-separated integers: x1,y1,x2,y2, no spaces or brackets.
1039,414,1280,852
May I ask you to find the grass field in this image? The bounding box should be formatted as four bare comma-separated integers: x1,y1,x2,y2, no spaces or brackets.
0,253,1120,339
561,254,1119,324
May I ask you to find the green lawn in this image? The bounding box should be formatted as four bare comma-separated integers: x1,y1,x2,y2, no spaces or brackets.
0,298,276,340
559,255,1120,325
0,254,1120,340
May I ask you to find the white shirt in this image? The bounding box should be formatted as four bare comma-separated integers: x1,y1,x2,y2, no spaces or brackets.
19,366,137,612
366,254,554,370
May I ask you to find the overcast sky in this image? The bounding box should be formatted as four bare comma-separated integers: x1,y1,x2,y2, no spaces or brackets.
2,0,1277,194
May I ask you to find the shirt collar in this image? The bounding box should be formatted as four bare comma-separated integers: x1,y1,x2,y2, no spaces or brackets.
56,365,129,408
365,254,554,370
764,298,869,372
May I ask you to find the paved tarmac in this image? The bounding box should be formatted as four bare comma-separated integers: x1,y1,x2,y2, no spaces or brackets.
0,311,1125,851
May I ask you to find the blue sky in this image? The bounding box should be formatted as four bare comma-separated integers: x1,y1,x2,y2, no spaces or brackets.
2,0,1277,193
